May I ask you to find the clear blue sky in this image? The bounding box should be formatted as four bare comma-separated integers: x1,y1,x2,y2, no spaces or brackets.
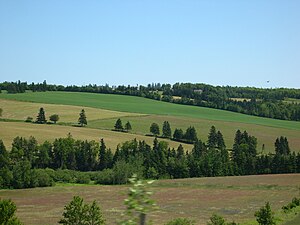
0,0,299,88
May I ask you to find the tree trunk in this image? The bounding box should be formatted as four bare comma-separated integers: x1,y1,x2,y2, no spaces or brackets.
139,213,146,225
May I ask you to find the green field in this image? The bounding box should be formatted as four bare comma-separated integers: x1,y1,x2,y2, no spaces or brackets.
1,91,299,130
1,91,300,153
0,174,299,225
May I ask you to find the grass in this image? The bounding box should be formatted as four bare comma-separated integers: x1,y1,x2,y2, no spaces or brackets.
0,99,142,123
0,91,299,131
88,114,300,153
0,121,192,151
0,174,299,225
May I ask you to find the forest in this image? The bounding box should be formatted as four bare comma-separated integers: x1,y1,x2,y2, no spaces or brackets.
0,126,299,189
1,80,300,121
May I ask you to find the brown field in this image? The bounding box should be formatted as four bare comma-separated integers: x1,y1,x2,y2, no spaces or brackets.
0,121,192,151
0,174,299,225
0,99,142,123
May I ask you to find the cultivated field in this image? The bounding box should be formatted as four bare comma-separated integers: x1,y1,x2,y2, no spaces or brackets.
0,174,299,225
1,92,300,152
1,91,299,130
0,121,192,151
0,99,142,123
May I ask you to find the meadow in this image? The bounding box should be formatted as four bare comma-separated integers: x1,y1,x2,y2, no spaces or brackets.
1,92,300,152
0,121,192,151
0,174,299,225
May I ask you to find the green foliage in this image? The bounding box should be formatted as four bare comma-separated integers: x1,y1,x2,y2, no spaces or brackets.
0,108,2,117
0,198,23,225
254,202,276,225
36,107,47,124
119,174,156,225
282,197,300,213
125,121,132,132
150,123,160,136
78,109,87,126
114,118,124,131
162,121,172,138
207,214,238,225
164,218,195,225
275,136,290,155
49,114,60,124
59,196,105,225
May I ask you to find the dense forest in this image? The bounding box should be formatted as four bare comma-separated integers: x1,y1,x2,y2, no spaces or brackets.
1,127,299,189
1,80,300,121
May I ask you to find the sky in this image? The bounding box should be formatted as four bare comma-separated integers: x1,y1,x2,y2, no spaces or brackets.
0,0,299,88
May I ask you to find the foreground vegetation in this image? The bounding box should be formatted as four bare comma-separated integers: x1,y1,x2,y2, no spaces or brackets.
1,174,300,224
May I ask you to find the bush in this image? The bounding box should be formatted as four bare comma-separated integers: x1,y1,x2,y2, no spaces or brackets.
75,173,90,184
95,169,114,185
254,202,276,225
25,117,33,123
34,169,54,187
165,218,195,225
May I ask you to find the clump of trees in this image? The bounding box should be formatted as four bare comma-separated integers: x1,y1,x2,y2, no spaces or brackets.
59,196,105,225
113,118,132,132
0,198,23,225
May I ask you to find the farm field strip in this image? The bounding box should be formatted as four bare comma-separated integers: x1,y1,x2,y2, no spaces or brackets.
0,121,192,151
1,91,299,131
0,98,143,123
0,174,299,225
88,114,300,153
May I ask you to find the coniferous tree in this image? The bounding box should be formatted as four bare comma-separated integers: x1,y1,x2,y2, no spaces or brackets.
162,121,172,138
207,126,218,149
114,118,123,131
275,136,290,155
254,202,276,225
173,128,184,140
78,109,87,126
184,126,197,143
0,199,23,225
99,139,107,170
124,121,132,132
36,107,47,124
150,123,160,136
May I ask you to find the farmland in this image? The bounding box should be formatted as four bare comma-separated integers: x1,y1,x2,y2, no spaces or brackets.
1,92,300,152
0,174,299,225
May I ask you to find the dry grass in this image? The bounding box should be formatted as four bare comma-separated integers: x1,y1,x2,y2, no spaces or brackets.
89,115,300,153
0,174,299,225
0,121,192,151
0,99,142,123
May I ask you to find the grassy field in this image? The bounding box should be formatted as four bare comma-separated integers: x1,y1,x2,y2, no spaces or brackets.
0,174,299,225
1,92,300,152
0,99,142,123
1,91,299,131
0,121,192,151
89,114,300,153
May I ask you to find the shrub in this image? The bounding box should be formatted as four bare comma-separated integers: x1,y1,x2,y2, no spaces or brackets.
165,218,195,225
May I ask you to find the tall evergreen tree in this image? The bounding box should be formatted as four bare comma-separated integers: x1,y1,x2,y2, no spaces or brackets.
207,126,218,149
124,121,132,132
162,121,172,138
99,139,108,170
114,118,123,131
275,136,290,155
78,109,87,126
184,126,197,143
173,128,184,140
36,107,47,124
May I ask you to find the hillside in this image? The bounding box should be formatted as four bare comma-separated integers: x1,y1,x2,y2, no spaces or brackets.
1,92,300,152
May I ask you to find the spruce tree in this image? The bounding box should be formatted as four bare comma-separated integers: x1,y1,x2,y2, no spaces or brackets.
114,118,123,131
36,107,47,124
162,121,172,138
124,121,132,132
78,109,87,126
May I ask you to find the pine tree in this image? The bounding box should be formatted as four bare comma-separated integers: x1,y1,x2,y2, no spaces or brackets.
114,118,123,131
207,126,218,149
36,107,47,124
124,121,132,132
254,202,276,225
78,109,87,126
162,121,172,138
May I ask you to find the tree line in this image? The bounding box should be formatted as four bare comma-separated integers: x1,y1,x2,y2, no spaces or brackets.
1,126,299,189
1,81,300,121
